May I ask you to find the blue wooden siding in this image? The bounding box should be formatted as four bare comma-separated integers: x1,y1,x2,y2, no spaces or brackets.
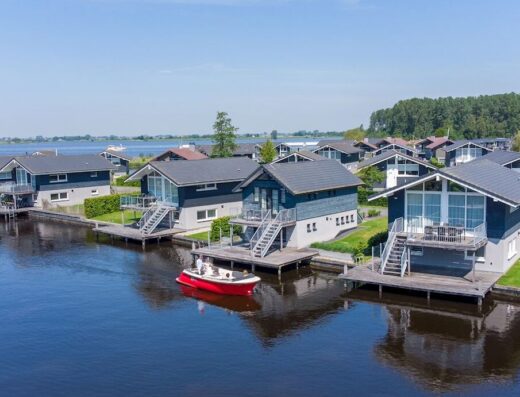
341,152,360,164
34,171,111,191
180,182,242,208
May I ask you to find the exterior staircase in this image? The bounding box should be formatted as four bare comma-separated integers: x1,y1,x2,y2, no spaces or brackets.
252,219,283,257
138,203,171,235
382,235,407,276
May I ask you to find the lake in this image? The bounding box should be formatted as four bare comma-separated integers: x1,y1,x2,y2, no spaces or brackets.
1,218,520,397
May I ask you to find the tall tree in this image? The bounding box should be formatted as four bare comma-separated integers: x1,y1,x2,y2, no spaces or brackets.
259,139,277,163
270,129,278,140
212,111,238,157
344,125,365,141
512,131,520,152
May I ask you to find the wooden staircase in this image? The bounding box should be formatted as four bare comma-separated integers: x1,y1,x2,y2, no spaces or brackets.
382,235,407,276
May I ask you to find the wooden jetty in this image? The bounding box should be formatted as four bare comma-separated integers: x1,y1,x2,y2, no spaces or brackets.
340,263,501,305
191,245,318,277
93,224,183,248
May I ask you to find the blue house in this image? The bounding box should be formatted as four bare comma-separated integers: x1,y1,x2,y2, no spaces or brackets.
125,157,259,232
481,150,520,171
0,154,116,209
369,159,520,277
356,150,438,190
231,160,362,255
311,140,363,168
443,140,492,167
99,149,132,176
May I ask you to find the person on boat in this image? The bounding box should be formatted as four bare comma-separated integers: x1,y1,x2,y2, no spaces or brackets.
195,256,204,274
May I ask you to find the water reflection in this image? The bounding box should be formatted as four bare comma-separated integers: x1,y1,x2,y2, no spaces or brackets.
347,288,520,392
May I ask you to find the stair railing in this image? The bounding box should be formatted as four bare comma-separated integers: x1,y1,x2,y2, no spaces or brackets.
137,203,159,230
258,209,291,258
400,248,408,278
380,217,403,274
249,210,271,254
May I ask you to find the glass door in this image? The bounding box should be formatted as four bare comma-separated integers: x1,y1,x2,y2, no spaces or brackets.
16,168,27,185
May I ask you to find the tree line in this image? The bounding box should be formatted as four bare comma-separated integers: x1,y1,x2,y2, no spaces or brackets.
368,93,520,139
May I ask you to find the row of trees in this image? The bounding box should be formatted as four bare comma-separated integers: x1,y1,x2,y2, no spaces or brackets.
211,111,277,163
368,93,520,139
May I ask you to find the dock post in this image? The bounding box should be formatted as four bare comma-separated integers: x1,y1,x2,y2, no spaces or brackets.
230,261,234,270
427,291,431,304
278,267,282,281
142,239,146,250
478,297,482,307
378,284,382,299
472,252,476,283
343,264,348,276
252,264,255,272
296,261,300,270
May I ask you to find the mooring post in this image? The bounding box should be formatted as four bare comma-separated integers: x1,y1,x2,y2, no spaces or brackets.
142,239,146,250
427,291,431,304
252,264,255,272
472,252,476,283
378,284,382,299
278,267,282,281
230,261,234,270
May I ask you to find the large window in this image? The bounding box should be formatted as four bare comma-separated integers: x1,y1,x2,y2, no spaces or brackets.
466,195,485,228
455,146,482,164
148,172,178,205
0,171,11,180
50,192,68,202
317,147,341,161
424,193,441,224
448,195,465,227
197,209,217,222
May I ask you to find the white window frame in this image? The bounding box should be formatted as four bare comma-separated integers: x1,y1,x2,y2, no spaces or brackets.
254,187,260,203
508,239,517,260
50,192,69,202
196,183,217,192
196,208,218,222
91,172,98,178
91,189,99,196
49,174,67,183
0,171,11,180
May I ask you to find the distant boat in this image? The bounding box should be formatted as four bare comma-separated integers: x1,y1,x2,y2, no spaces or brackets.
106,144,127,152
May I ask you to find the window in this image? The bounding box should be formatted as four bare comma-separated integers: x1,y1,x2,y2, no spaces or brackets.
350,214,354,222
346,215,350,223
410,247,423,256
312,223,317,231
508,239,517,260
307,224,311,233
91,189,99,196
49,174,67,183
50,192,68,202
341,217,345,225
280,189,286,204
90,172,98,178
0,171,11,180
336,218,339,226
196,209,217,222
196,183,217,191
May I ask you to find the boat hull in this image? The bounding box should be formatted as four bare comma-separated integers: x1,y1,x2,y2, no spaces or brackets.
176,271,258,296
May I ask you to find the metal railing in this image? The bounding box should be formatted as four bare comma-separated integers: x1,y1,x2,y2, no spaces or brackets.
275,208,296,223
0,183,34,194
249,210,271,252
120,195,157,209
400,248,408,278
380,217,403,274
405,217,487,246
231,207,296,224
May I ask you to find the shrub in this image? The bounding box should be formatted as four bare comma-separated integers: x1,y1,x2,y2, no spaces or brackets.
364,231,389,255
358,187,388,206
210,216,242,241
368,209,381,217
114,175,140,187
84,194,123,218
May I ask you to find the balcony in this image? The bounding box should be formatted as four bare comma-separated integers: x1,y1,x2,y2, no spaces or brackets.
398,217,487,250
0,183,35,195
230,207,297,227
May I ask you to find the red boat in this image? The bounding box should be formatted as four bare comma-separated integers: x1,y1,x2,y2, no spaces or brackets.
176,266,261,296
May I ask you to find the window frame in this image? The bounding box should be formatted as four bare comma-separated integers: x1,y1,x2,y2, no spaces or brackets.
49,174,67,183
196,208,218,222
50,192,69,202
196,183,217,192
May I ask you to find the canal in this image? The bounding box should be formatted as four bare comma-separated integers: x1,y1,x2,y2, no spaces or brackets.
1,219,520,397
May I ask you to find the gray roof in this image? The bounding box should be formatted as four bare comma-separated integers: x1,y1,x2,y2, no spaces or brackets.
259,160,362,195
369,159,520,207
440,159,520,205
481,150,520,166
444,140,490,152
357,150,437,170
0,156,13,170
149,157,259,186
100,149,132,161
196,143,259,156
11,154,117,174
273,151,326,163
315,140,362,155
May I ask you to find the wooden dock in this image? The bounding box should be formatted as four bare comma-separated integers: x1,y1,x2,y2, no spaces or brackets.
191,245,318,275
340,263,502,303
93,224,183,248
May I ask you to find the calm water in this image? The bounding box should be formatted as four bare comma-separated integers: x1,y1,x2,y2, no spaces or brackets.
2,219,520,396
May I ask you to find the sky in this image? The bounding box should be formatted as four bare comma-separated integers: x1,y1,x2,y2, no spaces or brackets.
1,0,520,137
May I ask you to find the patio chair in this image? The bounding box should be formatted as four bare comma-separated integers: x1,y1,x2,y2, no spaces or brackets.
424,226,433,241
438,226,447,241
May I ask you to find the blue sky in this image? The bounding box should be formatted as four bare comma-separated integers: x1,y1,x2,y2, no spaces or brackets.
1,0,519,137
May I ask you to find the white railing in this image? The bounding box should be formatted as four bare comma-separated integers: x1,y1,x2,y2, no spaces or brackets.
380,217,403,274
120,195,157,209
249,210,271,251
275,208,296,224
231,207,296,224
400,249,408,278
0,183,34,194
257,208,295,257
405,217,486,246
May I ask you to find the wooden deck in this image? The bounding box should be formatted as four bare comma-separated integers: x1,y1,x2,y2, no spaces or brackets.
340,263,501,300
191,245,318,273
93,224,183,247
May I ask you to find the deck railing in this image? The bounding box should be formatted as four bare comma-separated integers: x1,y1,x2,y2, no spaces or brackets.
405,217,487,247
249,210,271,252
231,207,296,224
120,195,157,209
0,183,34,195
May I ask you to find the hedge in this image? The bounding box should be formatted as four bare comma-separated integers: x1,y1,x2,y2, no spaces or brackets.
210,216,242,241
84,194,123,218
114,175,140,187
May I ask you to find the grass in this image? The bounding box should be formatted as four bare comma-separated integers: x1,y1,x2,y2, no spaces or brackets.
311,217,388,254
186,230,212,241
92,210,142,225
497,260,520,288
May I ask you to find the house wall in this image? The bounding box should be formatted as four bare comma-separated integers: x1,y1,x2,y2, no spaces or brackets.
36,185,111,207
177,200,243,230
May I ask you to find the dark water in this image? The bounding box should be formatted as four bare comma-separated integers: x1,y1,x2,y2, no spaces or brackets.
2,220,520,396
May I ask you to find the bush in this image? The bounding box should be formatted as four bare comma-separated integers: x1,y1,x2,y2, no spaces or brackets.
365,231,388,254
84,194,123,218
358,187,388,206
210,216,242,241
368,209,381,217
114,175,140,187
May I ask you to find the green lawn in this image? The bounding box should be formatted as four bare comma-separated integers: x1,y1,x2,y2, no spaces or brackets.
186,230,212,241
311,217,388,254
92,210,142,225
497,260,520,288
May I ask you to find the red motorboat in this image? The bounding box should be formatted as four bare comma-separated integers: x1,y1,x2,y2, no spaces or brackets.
176,265,261,296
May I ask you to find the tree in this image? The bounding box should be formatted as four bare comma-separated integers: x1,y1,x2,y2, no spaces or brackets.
357,166,384,188
343,125,365,141
271,129,278,140
259,139,277,163
512,130,520,152
212,111,238,157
